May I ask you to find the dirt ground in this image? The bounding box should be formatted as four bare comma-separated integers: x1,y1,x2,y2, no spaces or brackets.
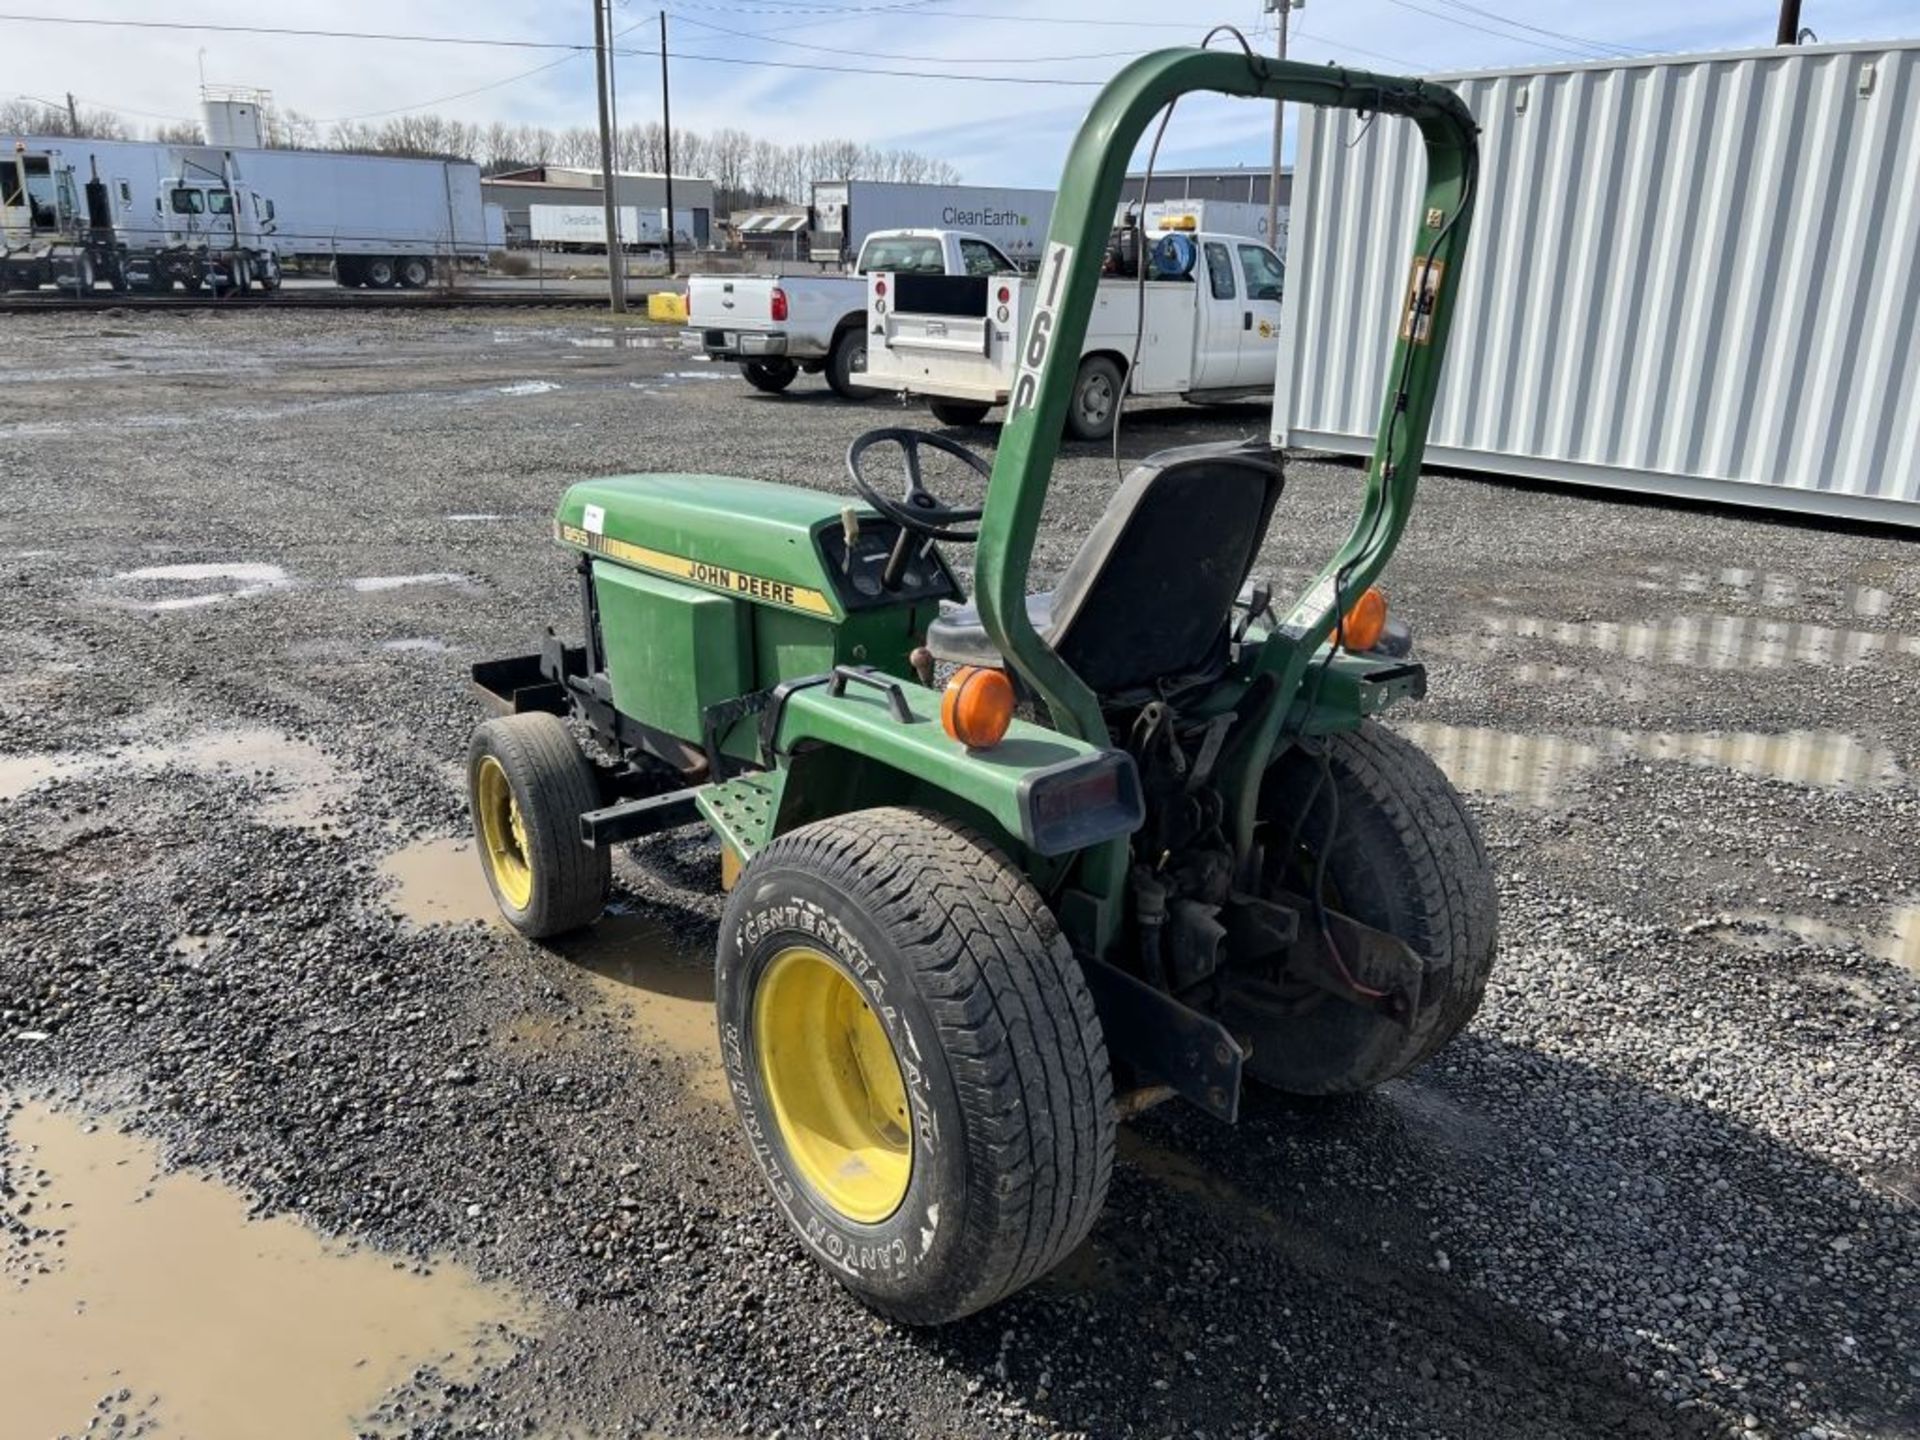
1,308,1915,1440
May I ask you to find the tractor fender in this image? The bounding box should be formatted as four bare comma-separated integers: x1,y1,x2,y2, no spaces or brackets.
765,672,1143,860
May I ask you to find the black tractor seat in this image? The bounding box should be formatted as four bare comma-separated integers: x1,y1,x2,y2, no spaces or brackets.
926,441,1284,699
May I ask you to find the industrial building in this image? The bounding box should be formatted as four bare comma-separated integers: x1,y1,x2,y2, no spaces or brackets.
481,166,715,248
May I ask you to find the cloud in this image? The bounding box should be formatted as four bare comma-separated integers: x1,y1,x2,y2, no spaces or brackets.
4,0,1910,184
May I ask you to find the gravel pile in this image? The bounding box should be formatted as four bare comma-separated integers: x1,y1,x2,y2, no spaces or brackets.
1,310,1913,1438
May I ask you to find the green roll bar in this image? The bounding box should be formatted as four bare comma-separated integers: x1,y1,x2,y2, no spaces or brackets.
972,46,1478,891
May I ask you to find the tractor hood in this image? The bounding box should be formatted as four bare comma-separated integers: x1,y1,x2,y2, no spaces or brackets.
555,473,866,620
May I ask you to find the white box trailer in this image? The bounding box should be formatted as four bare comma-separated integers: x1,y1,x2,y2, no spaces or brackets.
1273,39,1920,528
1124,199,1286,251
0,134,489,287
811,179,1054,268
531,203,700,251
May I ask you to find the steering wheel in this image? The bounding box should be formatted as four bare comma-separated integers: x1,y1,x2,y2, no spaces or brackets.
845,427,991,544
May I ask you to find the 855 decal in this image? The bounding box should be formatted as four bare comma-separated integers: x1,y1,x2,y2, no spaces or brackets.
1009,241,1074,418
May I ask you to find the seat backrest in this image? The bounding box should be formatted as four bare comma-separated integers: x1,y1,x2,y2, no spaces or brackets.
1047,441,1283,696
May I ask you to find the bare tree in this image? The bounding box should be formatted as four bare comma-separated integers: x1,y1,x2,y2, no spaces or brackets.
0,98,129,139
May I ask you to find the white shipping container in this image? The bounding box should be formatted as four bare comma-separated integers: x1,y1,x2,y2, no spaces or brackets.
811,179,1055,266
1273,40,1920,527
1127,199,1286,249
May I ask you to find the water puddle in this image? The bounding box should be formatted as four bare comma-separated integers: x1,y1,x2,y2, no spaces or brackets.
1704,904,1920,976
1476,611,1920,669
555,911,723,1104
568,333,667,350
0,1100,531,1440
379,842,724,1101
0,726,350,827
348,572,475,594
666,369,733,381
380,837,501,929
107,562,292,612
1646,565,1899,620
496,380,561,396
1396,722,1903,807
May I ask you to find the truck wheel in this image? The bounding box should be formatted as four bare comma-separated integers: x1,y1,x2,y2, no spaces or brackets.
1065,356,1124,442
826,325,876,400
1242,720,1497,1094
929,399,991,427
466,713,610,940
718,807,1114,1325
739,358,798,393
399,257,432,289
364,256,398,289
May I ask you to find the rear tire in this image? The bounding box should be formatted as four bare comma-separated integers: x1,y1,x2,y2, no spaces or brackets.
825,324,876,400
363,256,397,289
1065,356,1124,442
466,713,610,939
739,358,798,393
929,399,991,427
1241,720,1497,1094
718,807,1115,1324
399,256,432,289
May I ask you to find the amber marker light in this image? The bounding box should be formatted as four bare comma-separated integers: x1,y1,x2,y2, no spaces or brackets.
940,666,1015,749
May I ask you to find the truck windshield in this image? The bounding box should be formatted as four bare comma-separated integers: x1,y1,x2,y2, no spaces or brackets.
858,236,944,275
169,189,204,215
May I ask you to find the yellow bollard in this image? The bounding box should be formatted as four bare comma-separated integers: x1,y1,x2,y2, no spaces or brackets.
647,291,688,324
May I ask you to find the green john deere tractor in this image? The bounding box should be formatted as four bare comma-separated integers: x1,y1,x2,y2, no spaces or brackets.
467,48,1488,1324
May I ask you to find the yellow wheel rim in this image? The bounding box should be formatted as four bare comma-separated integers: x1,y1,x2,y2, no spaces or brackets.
475,754,534,910
753,946,912,1224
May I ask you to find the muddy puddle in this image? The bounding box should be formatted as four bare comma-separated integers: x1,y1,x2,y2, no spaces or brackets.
106,561,292,612
0,1100,530,1440
348,572,476,594
380,840,724,1102
0,725,351,827
1397,722,1902,807
1705,903,1920,976
1475,610,1920,669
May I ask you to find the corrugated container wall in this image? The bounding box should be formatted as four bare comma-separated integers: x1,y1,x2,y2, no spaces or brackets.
1273,41,1920,526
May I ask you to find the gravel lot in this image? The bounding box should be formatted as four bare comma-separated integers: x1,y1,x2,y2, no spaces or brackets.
1,308,1915,1440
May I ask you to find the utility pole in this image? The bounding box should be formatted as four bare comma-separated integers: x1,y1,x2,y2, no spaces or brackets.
593,0,627,313
1263,0,1298,254
1774,0,1803,44
65,91,80,135
660,10,677,276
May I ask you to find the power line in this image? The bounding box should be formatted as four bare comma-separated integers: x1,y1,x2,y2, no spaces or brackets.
1374,0,1612,61
313,53,589,125
660,0,1200,27
668,12,1145,64
1421,0,1636,59
614,40,1107,84
0,13,580,51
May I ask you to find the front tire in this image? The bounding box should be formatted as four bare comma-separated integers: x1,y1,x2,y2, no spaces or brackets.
718,807,1114,1324
929,398,991,427
739,358,798,393
1240,720,1497,1094
466,713,610,939
825,324,876,400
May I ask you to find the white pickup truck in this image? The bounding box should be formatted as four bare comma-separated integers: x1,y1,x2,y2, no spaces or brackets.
865,231,1286,440
685,229,1022,397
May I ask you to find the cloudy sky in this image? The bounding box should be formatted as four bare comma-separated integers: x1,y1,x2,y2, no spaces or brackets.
5,1,1913,183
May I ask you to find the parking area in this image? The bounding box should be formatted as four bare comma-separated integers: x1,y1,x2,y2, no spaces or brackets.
1,308,1915,1439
